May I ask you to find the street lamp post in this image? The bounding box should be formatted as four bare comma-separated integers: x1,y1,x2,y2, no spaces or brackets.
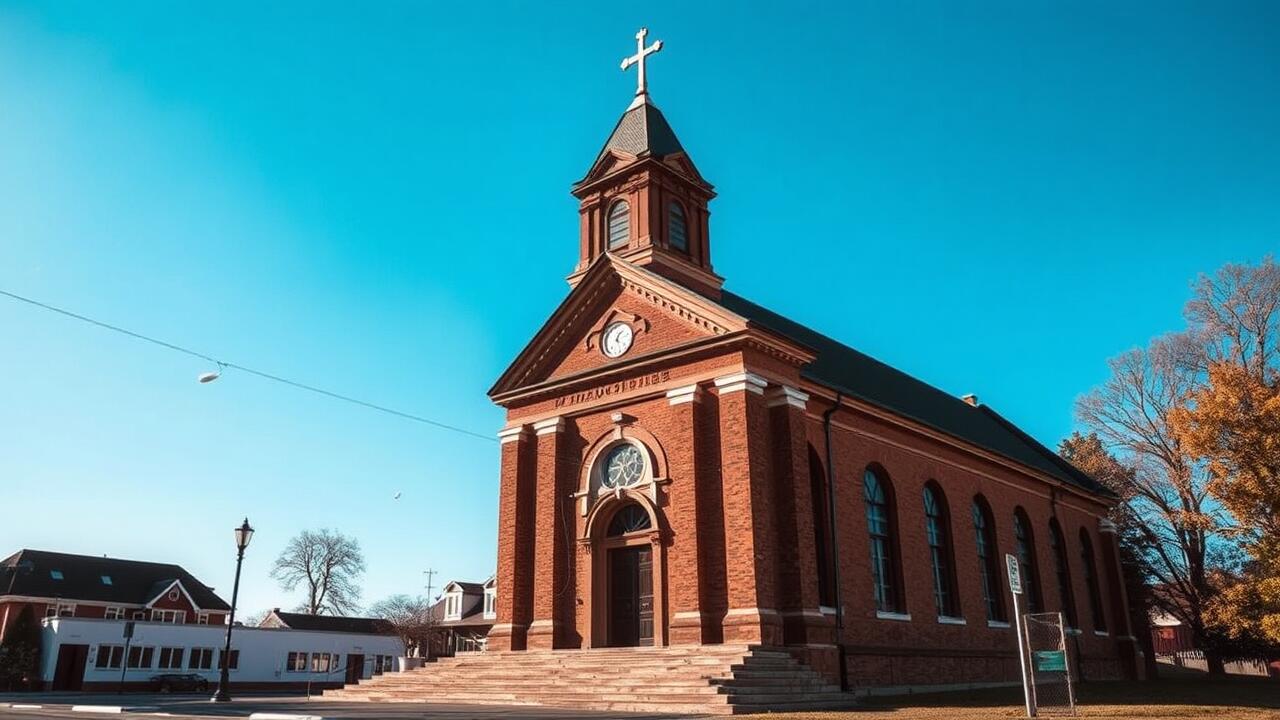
212,518,254,703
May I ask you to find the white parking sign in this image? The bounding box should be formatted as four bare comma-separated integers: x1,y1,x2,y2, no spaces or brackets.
1006,553,1023,594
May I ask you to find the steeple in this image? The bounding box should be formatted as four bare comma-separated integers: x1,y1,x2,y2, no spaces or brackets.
568,29,722,298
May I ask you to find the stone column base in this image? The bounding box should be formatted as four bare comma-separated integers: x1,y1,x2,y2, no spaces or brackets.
525,619,558,650
487,622,529,652
781,608,837,646
670,610,711,645
722,607,784,645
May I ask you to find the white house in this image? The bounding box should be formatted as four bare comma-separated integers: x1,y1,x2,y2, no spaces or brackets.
40,616,404,692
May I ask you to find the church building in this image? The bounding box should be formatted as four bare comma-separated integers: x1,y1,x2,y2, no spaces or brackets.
486,30,1140,692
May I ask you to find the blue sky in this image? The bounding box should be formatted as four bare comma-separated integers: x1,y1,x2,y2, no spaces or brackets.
1,1,1276,616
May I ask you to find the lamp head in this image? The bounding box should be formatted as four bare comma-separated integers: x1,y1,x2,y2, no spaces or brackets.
234,518,254,551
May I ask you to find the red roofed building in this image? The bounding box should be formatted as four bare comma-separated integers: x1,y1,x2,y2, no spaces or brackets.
0,549,230,637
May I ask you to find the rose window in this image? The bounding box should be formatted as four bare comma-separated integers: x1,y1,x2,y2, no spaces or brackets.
603,444,645,489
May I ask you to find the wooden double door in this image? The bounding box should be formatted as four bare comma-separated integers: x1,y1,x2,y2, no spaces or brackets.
608,545,654,647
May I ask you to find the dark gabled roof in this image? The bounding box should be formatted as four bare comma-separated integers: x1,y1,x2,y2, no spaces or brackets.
717,291,1108,496
428,580,493,628
445,581,485,595
265,611,395,635
581,98,686,181
0,549,230,611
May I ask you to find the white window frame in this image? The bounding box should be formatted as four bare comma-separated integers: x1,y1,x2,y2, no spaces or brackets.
157,647,185,670
189,647,214,670
45,602,76,618
104,606,125,620
126,645,155,670
151,609,186,624
96,645,125,669
483,588,496,619
287,651,308,672
445,592,462,621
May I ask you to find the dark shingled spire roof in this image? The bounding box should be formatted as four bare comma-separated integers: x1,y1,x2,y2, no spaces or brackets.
587,98,686,171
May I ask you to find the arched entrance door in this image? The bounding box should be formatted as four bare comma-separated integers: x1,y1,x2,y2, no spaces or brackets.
605,504,655,646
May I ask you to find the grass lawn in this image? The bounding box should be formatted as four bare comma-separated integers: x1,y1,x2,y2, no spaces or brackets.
771,676,1280,720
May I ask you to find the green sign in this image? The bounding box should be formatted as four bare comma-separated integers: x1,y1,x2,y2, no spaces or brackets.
1033,650,1067,672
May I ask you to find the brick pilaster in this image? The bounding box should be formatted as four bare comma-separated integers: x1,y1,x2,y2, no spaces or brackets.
489,425,534,651
665,383,707,644
714,372,784,645
766,385,832,647
528,417,571,649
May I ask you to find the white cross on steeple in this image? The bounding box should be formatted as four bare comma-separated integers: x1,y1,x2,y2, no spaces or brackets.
620,27,662,106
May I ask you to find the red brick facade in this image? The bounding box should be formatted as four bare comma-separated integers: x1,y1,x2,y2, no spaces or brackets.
485,97,1140,690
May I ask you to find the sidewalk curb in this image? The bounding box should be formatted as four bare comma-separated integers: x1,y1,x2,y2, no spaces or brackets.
1,704,45,710
248,714,329,720
71,706,162,714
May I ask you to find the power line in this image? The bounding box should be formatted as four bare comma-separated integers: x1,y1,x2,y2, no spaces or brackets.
0,288,496,444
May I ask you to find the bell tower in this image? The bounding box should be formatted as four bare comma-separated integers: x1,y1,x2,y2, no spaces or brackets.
568,29,722,299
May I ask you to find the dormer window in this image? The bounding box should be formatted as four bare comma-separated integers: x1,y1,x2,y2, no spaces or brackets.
607,201,630,250
483,588,496,619
667,201,688,252
444,591,462,621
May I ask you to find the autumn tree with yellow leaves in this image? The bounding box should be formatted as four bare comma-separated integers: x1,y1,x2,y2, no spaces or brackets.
1075,256,1279,672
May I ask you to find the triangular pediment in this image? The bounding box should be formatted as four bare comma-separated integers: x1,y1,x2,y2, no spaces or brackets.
489,255,750,400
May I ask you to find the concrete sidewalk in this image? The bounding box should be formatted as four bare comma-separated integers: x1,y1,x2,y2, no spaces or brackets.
0,693,684,719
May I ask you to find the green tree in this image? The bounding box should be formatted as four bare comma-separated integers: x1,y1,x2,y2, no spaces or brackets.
0,605,41,691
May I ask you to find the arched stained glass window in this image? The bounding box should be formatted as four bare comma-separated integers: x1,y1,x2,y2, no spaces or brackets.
972,496,1006,623
1049,519,1078,628
923,483,959,618
607,201,630,249
668,201,688,252
1013,508,1043,613
864,468,902,614
1080,529,1107,633
607,504,652,537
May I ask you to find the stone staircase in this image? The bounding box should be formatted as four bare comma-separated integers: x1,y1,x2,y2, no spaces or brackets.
324,644,855,715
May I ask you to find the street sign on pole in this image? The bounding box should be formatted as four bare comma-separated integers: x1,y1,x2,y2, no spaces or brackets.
1006,553,1023,595
1007,553,1036,718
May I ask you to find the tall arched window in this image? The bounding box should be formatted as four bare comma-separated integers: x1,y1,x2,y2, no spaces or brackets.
1048,519,1078,628
1012,508,1043,613
607,201,631,250
863,467,903,614
923,483,959,618
1079,529,1107,633
809,446,835,607
971,496,1006,623
667,201,688,252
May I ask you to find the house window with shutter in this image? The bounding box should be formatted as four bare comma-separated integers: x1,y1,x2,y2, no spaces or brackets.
607,201,630,249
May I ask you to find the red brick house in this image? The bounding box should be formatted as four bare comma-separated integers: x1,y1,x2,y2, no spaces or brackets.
0,549,230,637
483,72,1140,693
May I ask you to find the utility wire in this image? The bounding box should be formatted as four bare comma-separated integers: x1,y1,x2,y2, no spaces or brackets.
0,288,496,444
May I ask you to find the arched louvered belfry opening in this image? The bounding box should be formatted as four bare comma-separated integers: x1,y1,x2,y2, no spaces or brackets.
667,201,688,252
922,482,960,618
971,495,1006,623
607,200,630,250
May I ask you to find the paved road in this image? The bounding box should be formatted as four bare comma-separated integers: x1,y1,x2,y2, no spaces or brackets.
0,694,686,719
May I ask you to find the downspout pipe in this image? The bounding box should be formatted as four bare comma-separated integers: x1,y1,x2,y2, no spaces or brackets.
822,391,848,692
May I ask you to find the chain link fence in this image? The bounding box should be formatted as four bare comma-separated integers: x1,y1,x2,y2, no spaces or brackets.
1023,612,1077,716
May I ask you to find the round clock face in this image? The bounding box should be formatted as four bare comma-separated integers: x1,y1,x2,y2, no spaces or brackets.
601,322,634,358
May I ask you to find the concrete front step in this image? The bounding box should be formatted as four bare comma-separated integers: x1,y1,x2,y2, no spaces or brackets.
324,645,856,715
